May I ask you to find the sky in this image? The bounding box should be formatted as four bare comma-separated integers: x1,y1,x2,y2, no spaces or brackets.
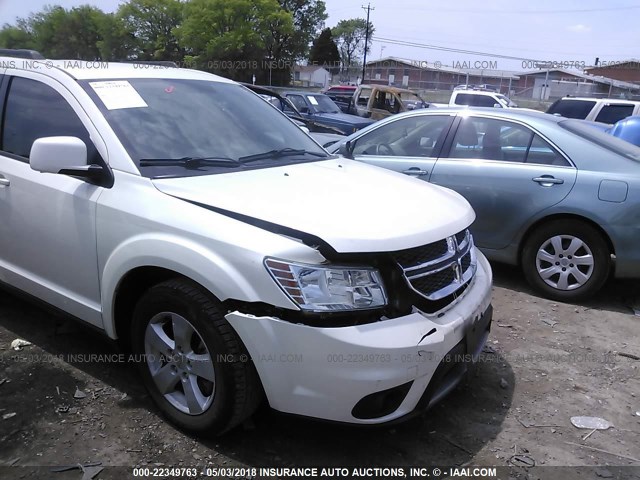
1,0,638,71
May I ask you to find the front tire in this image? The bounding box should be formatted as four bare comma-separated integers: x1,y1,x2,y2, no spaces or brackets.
131,279,261,435
522,220,610,301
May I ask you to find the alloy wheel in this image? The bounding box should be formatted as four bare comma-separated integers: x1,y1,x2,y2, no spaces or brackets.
144,312,216,415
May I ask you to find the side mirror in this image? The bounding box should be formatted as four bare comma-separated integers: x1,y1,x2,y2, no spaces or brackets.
30,136,111,186
299,125,311,135
493,103,502,108
30,136,88,173
338,140,354,159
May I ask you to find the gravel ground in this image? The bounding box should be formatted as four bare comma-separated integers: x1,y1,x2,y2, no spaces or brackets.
0,263,639,479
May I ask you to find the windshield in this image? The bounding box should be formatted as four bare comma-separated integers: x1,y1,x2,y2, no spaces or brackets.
399,91,425,107
81,79,328,178
496,94,517,107
308,94,342,114
560,119,640,162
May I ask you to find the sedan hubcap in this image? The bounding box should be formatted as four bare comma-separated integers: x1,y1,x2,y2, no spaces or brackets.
535,235,594,291
144,312,215,415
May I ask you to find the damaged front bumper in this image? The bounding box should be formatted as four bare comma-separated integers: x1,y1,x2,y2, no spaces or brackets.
226,250,493,424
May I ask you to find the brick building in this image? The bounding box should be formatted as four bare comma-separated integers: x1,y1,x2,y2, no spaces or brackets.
515,69,640,100
363,57,520,93
585,60,640,85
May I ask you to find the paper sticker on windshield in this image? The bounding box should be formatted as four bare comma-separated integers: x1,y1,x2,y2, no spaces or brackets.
307,96,319,105
89,81,148,110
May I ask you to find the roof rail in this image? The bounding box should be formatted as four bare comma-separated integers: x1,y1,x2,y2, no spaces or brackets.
0,49,45,59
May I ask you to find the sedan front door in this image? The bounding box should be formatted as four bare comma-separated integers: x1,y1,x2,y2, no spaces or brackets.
430,115,577,250
350,114,455,180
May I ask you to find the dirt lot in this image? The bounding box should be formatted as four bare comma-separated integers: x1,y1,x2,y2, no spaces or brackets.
0,263,639,479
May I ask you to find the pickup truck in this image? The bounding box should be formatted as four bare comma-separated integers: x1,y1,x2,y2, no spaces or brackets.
349,84,431,120
547,97,640,124
448,89,519,108
284,91,374,135
0,51,492,434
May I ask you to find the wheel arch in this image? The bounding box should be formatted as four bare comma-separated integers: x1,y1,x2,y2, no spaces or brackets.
518,213,615,265
100,234,275,342
112,266,194,349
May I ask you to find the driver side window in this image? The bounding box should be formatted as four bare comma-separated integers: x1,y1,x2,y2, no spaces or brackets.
352,115,450,157
1,76,97,161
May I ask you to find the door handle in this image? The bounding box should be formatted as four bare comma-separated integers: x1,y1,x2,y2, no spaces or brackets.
532,176,563,186
0,176,10,187
402,168,429,176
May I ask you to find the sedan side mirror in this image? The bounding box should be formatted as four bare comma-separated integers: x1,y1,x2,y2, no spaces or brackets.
338,140,354,159
30,136,111,185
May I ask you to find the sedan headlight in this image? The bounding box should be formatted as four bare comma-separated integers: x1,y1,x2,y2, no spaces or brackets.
265,258,387,312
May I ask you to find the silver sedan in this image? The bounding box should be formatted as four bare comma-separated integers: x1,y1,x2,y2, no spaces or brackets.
330,107,640,301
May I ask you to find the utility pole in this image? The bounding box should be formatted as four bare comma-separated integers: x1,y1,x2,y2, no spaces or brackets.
361,3,374,84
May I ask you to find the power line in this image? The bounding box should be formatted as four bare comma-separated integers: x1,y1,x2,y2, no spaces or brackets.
386,4,640,14
373,36,543,62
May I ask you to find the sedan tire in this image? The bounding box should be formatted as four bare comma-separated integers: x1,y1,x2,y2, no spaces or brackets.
131,279,261,435
522,220,610,301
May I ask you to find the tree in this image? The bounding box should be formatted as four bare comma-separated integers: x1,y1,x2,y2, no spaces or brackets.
117,0,184,60
7,5,115,60
332,18,374,79
177,0,294,83
96,14,138,61
309,27,340,74
0,25,35,50
277,0,327,61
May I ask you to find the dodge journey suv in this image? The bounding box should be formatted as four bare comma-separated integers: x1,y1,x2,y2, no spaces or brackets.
0,53,493,434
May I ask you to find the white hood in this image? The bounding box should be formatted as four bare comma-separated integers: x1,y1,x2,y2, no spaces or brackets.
152,159,475,253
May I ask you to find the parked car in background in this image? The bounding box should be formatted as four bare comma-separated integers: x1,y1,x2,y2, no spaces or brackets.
0,51,493,434
454,84,497,92
329,107,640,301
449,89,519,108
607,115,640,146
284,91,375,135
547,97,640,124
243,84,344,138
350,85,431,120
323,85,357,113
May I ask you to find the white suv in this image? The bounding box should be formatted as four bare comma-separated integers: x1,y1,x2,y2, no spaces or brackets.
546,97,640,124
0,53,492,434
449,89,519,108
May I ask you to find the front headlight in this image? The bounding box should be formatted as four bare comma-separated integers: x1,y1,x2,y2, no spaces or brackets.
265,258,387,312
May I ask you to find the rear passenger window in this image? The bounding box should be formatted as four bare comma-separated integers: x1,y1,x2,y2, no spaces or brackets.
449,117,532,162
594,104,635,124
454,93,473,105
472,96,497,107
1,77,95,159
526,135,570,166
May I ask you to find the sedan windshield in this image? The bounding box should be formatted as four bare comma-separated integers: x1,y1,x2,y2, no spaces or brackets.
308,94,341,114
81,79,328,177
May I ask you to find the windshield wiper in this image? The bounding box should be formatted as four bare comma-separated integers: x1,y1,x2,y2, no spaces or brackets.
239,148,327,163
139,156,241,169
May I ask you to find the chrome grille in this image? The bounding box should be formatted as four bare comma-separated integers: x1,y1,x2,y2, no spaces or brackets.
392,240,448,268
393,229,477,301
